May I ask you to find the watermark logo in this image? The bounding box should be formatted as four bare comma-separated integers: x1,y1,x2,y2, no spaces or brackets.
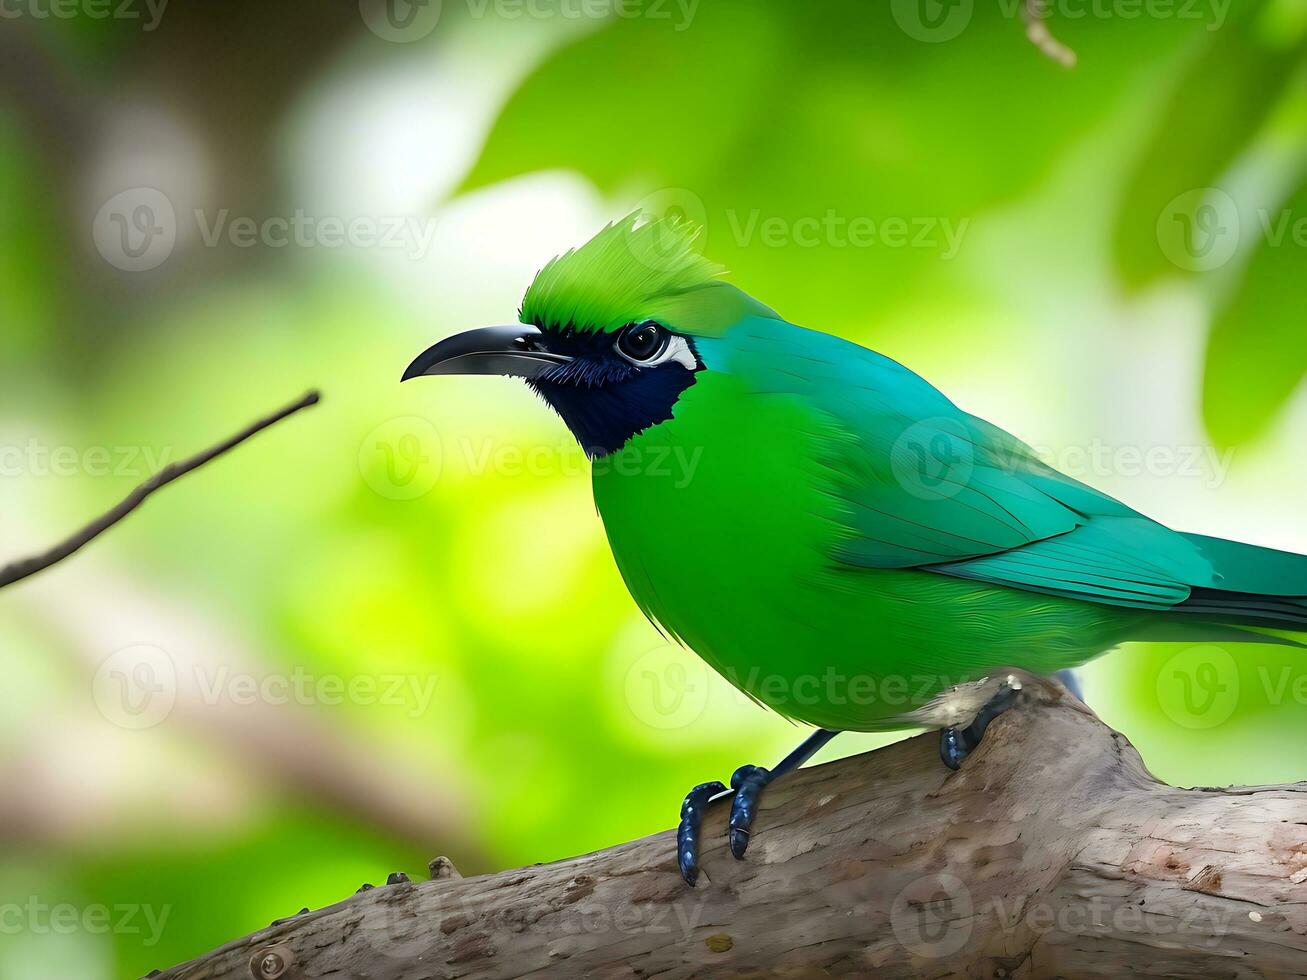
360,886,438,960
889,873,974,957
93,644,177,730
359,0,442,41
1157,187,1241,272
1157,190,1307,272
627,187,710,272
92,188,177,273
623,643,710,730
358,417,443,501
1156,644,1239,729
891,0,973,42
890,417,975,501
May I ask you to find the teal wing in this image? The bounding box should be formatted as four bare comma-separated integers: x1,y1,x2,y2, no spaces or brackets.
711,318,1307,619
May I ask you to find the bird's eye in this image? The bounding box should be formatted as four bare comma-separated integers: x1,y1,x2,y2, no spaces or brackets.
616,321,667,363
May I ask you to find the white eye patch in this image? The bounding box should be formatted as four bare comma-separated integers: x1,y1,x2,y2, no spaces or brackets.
615,333,699,370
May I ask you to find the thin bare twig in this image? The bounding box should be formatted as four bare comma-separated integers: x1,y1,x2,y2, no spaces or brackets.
1024,0,1077,68
0,390,321,589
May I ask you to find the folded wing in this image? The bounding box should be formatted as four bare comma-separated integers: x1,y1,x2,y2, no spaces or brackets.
722,319,1229,612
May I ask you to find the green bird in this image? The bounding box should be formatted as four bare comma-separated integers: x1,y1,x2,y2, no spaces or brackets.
403,214,1307,885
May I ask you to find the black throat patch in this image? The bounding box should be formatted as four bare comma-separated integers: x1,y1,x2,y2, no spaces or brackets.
525,326,700,458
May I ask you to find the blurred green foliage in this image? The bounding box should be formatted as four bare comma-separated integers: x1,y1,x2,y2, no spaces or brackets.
1111,1,1307,291
4,1,1307,976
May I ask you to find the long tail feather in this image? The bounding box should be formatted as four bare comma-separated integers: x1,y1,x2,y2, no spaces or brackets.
1175,532,1307,632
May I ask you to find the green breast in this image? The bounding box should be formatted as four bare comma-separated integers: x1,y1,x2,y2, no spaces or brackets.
591,372,1132,731
592,368,837,655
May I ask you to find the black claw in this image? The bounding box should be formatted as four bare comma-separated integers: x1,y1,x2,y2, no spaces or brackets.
728,764,772,859
939,682,1022,770
677,780,727,886
940,726,968,770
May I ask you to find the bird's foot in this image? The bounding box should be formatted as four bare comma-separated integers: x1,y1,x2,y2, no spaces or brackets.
674,770,778,887
675,728,838,886
939,677,1022,770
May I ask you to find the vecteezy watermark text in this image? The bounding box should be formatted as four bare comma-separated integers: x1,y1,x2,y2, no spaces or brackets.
890,873,1231,959
193,210,438,258
93,645,441,730
1027,440,1236,490
891,0,1230,44
359,0,698,43
888,415,1239,504
0,441,174,479
727,209,970,258
93,189,440,272
0,899,171,947
358,417,705,500
464,0,698,28
0,0,167,29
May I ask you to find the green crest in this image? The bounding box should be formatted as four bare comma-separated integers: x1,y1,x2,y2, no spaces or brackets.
520,212,728,333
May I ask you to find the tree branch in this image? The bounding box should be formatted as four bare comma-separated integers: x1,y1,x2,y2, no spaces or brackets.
149,688,1307,979
0,390,321,589
1024,0,1077,68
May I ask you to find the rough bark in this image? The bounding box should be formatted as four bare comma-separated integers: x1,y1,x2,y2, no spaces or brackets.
150,688,1307,979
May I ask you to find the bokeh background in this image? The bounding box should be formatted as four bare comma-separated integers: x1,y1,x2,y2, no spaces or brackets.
3,0,1307,974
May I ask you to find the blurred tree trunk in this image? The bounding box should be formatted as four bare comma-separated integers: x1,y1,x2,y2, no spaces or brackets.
0,2,366,350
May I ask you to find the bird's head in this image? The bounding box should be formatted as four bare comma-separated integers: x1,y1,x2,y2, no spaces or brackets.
402,213,776,457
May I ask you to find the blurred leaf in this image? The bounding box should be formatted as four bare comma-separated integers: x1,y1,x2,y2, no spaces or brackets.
1202,173,1307,444
460,0,1207,330
1112,0,1307,290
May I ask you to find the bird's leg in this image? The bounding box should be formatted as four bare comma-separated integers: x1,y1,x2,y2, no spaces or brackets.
676,728,838,886
1055,668,1085,702
939,676,1022,771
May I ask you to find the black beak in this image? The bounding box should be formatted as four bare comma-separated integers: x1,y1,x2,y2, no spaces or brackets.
401,324,571,382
